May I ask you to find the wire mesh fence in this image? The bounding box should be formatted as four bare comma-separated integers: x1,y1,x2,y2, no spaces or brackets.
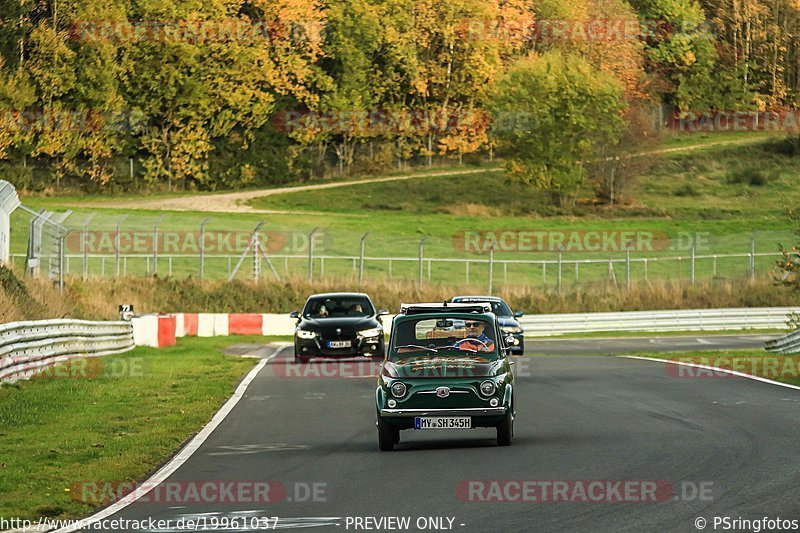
8,209,795,291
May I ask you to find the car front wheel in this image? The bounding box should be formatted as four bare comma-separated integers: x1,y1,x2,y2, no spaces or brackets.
497,410,513,446
377,416,395,451
294,352,310,365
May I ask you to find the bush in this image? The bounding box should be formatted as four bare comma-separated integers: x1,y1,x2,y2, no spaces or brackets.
726,168,773,186
674,183,699,196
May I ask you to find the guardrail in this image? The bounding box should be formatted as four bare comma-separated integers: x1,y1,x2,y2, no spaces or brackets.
765,329,800,354
0,319,135,382
518,307,799,336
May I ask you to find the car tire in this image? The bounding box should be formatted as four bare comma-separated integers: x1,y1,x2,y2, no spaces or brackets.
294,352,310,365
392,426,400,444
497,410,513,446
377,416,395,451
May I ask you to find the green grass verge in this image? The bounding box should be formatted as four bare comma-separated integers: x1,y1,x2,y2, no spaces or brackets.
8,134,799,285
624,350,800,387
0,336,260,520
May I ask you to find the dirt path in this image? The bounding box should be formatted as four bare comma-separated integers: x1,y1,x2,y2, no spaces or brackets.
82,135,771,214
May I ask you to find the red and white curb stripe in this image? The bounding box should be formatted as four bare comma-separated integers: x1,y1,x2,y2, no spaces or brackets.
132,313,301,347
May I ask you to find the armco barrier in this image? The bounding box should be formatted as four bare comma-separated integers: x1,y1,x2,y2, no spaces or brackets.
518,307,799,336
765,329,800,354
0,319,135,382
142,307,798,344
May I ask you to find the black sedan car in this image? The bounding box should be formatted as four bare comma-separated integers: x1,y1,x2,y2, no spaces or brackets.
451,296,525,354
290,292,389,364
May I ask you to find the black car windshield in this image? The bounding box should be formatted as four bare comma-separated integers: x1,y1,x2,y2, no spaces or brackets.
391,317,498,359
453,298,513,317
304,296,374,318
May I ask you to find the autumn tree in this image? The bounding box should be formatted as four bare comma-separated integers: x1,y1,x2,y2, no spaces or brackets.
490,51,626,207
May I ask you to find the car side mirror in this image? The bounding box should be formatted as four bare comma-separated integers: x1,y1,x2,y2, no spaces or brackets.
514,311,523,318
377,309,390,316
289,311,300,319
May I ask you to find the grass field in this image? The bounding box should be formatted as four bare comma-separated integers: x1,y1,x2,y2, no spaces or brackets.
8,132,799,288
0,337,260,520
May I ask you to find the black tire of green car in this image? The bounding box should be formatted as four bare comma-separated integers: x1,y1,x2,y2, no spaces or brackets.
497,410,513,446
377,416,395,451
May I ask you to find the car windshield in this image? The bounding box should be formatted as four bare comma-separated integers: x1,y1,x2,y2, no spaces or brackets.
391,316,498,359
453,298,513,317
303,296,374,318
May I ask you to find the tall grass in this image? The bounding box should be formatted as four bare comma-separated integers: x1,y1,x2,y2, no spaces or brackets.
2,264,796,322
36,275,800,319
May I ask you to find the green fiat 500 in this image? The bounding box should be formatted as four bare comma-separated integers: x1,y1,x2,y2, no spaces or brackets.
375,302,516,451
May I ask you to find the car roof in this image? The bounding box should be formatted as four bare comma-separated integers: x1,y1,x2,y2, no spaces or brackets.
307,292,372,299
452,295,504,302
394,311,497,325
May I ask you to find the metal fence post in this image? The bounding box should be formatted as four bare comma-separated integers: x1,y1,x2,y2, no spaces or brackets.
81,213,96,279
466,260,470,285
625,243,631,290
418,237,426,286
557,246,563,293
691,236,697,285
488,243,495,295
199,217,212,281
57,234,65,292
750,231,758,280
115,215,128,277
308,227,319,281
359,232,368,287
253,232,261,282
152,214,165,275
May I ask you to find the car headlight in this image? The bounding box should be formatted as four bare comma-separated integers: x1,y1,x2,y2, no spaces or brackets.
390,381,407,398
479,380,496,397
501,326,522,334
296,329,317,339
357,327,383,339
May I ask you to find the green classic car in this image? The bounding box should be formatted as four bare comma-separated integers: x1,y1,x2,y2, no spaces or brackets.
375,302,516,451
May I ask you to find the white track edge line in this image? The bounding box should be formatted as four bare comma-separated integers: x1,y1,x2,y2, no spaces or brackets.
52,344,288,533
621,355,800,392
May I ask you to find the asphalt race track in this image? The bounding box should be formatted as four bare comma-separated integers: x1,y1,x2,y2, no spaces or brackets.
68,336,800,533
524,334,781,355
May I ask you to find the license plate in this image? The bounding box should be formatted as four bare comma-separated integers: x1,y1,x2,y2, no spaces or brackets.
414,417,471,430
327,340,352,348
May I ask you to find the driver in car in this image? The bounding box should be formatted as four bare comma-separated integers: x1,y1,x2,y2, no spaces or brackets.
459,320,495,352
